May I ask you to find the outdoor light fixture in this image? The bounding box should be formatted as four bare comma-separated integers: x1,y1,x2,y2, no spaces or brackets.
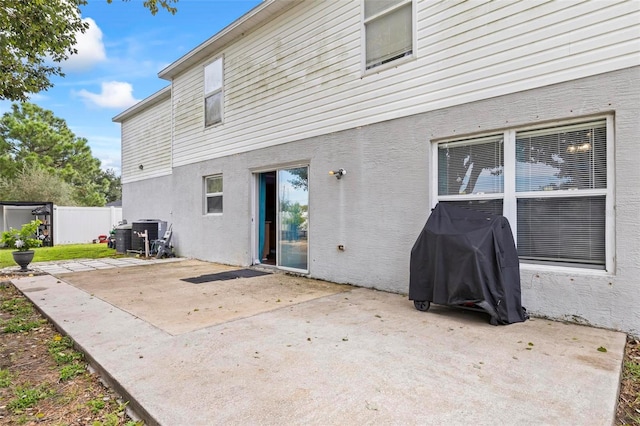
329,168,346,179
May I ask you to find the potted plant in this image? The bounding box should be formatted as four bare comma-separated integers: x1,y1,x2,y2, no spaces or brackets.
1,220,42,271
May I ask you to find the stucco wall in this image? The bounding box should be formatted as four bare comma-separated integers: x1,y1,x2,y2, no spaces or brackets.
123,67,640,334
122,174,173,231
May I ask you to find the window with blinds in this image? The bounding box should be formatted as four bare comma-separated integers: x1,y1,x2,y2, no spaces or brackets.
515,121,607,267
364,0,413,70
435,119,611,270
438,135,504,196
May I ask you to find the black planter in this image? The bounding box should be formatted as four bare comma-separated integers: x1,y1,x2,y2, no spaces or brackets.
12,250,35,272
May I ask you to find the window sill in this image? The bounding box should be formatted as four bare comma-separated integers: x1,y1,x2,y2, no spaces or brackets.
204,213,223,217
520,262,613,277
204,121,223,130
362,55,415,78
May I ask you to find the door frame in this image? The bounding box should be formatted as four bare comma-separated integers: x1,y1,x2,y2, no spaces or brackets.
251,163,310,274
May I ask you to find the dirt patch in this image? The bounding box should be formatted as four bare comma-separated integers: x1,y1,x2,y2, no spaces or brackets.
0,278,141,425
616,336,640,425
58,260,350,335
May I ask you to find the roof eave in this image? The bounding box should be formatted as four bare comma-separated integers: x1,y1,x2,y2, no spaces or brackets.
112,85,172,123
157,0,297,80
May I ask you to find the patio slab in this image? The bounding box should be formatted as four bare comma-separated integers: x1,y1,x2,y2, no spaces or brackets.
12,261,626,426
58,259,350,335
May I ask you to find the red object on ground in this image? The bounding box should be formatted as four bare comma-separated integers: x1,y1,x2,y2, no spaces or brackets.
98,235,108,243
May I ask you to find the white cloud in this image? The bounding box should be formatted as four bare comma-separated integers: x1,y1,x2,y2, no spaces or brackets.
96,154,122,175
63,18,107,72
77,81,140,109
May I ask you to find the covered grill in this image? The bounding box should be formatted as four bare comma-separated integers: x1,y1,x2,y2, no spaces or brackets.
409,203,528,325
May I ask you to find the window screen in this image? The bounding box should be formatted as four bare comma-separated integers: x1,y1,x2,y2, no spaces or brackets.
205,175,223,214
204,58,223,126
364,0,412,69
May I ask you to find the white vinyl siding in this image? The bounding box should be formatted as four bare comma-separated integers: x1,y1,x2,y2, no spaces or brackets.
434,117,612,270
170,0,639,167
121,93,172,184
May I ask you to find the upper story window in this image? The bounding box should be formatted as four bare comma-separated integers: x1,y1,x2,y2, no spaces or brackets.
435,118,612,271
204,175,223,214
364,0,413,70
204,57,223,127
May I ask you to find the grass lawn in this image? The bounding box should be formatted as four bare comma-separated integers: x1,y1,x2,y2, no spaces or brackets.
0,244,120,268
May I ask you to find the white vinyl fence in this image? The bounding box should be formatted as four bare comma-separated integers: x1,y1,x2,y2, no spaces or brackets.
53,206,122,244
1,205,122,245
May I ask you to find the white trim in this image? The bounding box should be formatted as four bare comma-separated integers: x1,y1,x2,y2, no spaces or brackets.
515,189,608,199
438,194,504,202
204,175,223,215
520,262,614,277
204,56,224,128
429,142,438,209
363,0,411,22
503,129,517,243
170,80,175,170
437,134,504,148
361,0,415,74
360,0,366,74
516,119,607,138
251,163,310,274
249,160,311,174
278,265,310,275
605,115,616,273
251,173,259,265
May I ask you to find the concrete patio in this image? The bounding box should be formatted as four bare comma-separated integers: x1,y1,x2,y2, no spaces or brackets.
11,259,626,425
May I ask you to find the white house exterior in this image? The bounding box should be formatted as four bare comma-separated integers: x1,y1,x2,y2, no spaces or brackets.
114,0,640,334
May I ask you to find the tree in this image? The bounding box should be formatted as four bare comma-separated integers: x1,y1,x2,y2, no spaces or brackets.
110,0,178,15
0,0,178,102
98,168,122,204
0,102,120,206
0,166,76,205
288,167,308,191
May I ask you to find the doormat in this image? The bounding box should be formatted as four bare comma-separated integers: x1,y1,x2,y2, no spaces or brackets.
181,269,271,284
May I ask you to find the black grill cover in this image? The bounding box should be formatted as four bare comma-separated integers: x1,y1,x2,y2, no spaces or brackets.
409,203,527,324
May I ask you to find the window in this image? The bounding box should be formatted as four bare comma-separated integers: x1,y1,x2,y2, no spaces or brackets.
364,0,413,70
205,175,223,214
204,58,223,126
435,118,611,270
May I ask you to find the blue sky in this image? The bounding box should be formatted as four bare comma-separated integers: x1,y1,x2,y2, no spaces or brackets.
0,0,262,175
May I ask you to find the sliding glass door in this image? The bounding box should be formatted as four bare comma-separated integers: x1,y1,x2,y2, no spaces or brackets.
278,167,308,271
